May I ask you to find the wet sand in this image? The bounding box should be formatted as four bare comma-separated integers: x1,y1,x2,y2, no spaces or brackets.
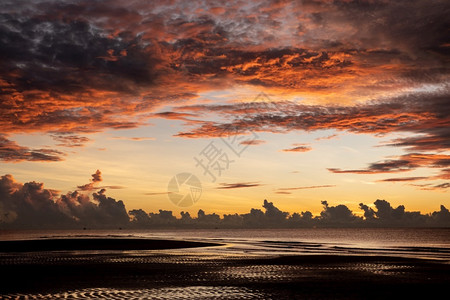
0,238,220,252
1,238,450,299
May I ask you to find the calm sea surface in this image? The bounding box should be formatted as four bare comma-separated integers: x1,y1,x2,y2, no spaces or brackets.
1,228,450,259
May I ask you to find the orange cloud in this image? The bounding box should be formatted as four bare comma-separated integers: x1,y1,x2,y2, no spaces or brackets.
0,0,448,168
282,142,313,153
240,139,266,146
0,135,64,162
110,136,156,141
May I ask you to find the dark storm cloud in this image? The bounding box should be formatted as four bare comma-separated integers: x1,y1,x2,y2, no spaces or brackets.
338,0,450,61
155,0,450,93
0,1,167,142
0,13,158,94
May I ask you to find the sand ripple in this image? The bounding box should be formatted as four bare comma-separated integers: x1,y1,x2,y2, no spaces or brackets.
1,286,264,300
1,239,449,299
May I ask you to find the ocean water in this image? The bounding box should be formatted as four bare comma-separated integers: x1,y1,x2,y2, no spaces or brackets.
1,228,450,259
1,228,450,299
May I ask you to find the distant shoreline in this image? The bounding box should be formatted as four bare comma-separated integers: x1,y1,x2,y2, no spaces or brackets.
0,238,221,252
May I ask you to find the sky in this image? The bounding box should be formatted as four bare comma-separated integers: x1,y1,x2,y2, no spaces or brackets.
0,0,449,222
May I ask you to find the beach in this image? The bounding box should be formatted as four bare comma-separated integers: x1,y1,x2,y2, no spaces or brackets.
1,229,450,299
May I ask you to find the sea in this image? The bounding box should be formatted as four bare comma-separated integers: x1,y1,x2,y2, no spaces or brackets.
1,228,450,259
1,228,450,299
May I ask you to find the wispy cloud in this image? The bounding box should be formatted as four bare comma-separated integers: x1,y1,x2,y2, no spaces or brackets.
0,135,64,162
378,177,429,182
275,185,335,194
410,182,450,191
240,139,266,146
51,134,91,147
111,136,156,141
315,134,339,141
329,153,450,174
282,144,312,153
216,182,263,189
144,192,172,196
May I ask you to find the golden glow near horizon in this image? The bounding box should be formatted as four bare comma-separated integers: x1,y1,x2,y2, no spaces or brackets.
0,0,449,224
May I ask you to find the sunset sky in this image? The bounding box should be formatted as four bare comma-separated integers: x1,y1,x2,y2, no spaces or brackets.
1,0,449,218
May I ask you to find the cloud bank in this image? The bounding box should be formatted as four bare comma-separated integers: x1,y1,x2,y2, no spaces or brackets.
0,172,128,228
1,172,449,229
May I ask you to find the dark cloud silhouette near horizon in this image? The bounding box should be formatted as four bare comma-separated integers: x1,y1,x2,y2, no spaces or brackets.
0,172,129,228
320,200,360,226
1,172,449,229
